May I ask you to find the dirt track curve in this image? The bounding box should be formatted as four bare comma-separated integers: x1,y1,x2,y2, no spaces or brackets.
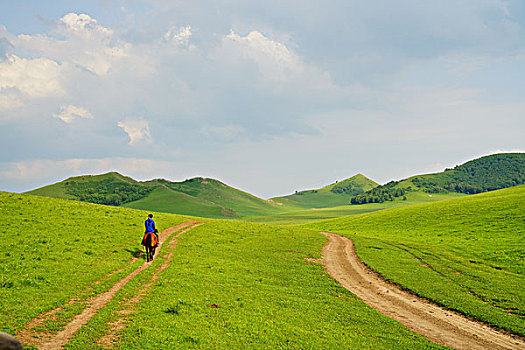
22,221,200,350
321,232,525,350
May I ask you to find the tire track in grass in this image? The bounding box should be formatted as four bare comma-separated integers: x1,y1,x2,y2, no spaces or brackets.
97,222,202,348
20,221,197,350
321,232,525,350
16,251,143,348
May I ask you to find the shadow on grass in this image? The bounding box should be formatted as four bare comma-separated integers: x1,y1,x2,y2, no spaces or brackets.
125,248,143,258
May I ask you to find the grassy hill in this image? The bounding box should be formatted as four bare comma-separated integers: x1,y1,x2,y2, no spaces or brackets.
25,153,524,221
306,185,525,336
1,191,445,349
146,177,285,217
350,153,525,204
272,174,379,209
27,172,154,205
26,173,285,219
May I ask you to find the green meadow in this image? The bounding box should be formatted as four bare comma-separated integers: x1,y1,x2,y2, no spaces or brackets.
242,191,465,225
1,191,445,349
0,191,186,335
66,221,444,349
2,182,524,348
306,185,525,336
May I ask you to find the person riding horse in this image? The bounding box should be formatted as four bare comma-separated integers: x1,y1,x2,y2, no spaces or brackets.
144,213,159,245
142,214,159,261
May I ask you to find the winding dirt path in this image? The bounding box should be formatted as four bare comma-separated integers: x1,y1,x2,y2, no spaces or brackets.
321,232,525,350
97,222,202,348
20,221,199,350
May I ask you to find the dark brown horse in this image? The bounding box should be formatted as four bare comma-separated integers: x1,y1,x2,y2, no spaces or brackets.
141,230,159,262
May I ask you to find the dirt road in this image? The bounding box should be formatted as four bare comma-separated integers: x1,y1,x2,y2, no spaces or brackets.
321,232,525,350
19,221,200,350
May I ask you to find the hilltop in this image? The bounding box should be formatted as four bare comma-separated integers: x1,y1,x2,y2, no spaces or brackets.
271,174,379,209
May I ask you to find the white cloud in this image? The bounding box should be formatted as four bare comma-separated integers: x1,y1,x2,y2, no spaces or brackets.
164,25,193,47
224,30,303,81
1,4,523,197
0,91,22,111
117,120,152,145
0,54,64,98
17,13,128,76
54,105,94,123
58,13,113,41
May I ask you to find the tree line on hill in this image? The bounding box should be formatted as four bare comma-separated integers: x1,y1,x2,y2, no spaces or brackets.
350,153,524,205
65,179,153,206
350,181,406,204
411,153,524,194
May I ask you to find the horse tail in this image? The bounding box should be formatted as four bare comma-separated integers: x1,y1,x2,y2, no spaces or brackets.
145,234,152,247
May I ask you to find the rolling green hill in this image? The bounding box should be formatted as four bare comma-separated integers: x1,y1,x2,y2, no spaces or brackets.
0,190,186,336
146,177,285,217
26,173,285,219
25,153,524,220
350,153,525,204
306,185,525,335
26,172,153,205
272,174,379,209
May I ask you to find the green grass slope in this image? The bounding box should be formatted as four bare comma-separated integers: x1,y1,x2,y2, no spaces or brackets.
306,185,525,336
242,191,465,225
0,191,186,336
27,172,154,205
122,186,235,218
146,177,289,217
26,173,287,219
272,174,379,209
66,220,445,349
2,192,445,349
406,153,525,194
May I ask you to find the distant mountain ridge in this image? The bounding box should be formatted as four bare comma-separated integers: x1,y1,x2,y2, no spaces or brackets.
26,153,524,218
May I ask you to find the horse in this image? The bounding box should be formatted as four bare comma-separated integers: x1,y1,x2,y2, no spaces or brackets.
141,229,159,262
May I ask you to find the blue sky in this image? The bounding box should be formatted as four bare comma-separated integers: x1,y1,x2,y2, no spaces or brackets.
1,0,524,198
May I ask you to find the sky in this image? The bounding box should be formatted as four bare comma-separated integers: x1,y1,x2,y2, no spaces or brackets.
0,0,524,198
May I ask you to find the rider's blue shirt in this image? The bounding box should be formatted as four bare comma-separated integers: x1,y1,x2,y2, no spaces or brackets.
145,218,155,233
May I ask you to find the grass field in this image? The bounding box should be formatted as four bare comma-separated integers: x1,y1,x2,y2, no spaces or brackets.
1,191,447,349
65,221,445,349
0,191,186,335
243,191,465,225
306,185,525,336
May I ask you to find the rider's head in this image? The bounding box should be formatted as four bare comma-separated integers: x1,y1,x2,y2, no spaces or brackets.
148,214,153,218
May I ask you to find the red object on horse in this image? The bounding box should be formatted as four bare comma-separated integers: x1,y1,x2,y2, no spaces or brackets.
142,232,158,262
142,232,158,247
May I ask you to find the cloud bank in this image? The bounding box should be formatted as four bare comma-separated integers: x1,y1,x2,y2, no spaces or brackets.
0,1,524,197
